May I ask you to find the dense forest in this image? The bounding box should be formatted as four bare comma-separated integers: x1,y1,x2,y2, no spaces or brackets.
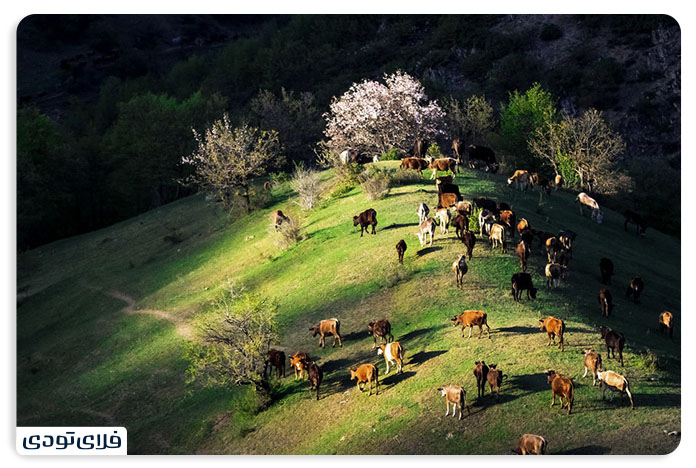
17,14,680,249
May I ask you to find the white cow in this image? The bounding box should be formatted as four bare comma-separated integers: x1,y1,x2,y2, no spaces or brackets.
435,208,451,235
576,192,603,224
597,370,634,409
416,218,436,247
376,342,404,375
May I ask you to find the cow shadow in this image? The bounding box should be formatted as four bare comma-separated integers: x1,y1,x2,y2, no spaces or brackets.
416,246,442,257
409,349,447,366
629,392,680,408
496,326,539,335
400,324,447,342
382,223,418,231
554,445,612,455
381,370,416,387
340,331,368,343
506,373,548,394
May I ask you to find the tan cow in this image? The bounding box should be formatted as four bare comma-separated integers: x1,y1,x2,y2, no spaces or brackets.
452,310,491,339
437,385,470,420
349,363,379,395
513,434,547,455
309,318,342,348
416,217,437,247
290,351,310,380
539,316,565,351
455,200,472,216
435,208,451,235
489,223,506,253
576,192,603,224
659,311,674,339
438,192,461,209
597,370,634,409
377,342,404,375
507,170,531,190
546,370,574,414
430,158,458,179
582,349,602,386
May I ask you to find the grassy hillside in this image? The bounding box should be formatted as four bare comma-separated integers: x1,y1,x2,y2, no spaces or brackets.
17,162,680,454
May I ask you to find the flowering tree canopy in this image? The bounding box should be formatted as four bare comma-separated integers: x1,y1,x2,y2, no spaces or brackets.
323,71,445,157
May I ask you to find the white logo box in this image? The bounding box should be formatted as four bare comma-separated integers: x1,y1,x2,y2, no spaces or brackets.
17,427,127,455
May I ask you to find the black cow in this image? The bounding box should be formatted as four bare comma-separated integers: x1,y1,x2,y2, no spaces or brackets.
600,326,625,366
307,361,324,400
353,208,377,237
626,277,644,303
511,273,538,302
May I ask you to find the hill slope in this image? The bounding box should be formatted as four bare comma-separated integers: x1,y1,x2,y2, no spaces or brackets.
17,163,680,454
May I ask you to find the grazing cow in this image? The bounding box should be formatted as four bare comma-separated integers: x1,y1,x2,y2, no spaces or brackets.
516,241,530,272
438,385,470,420
531,173,552,194
487,364,503,398
557,230,576,258
416,217,437,247
396,239,407,265
263,181,271,191
451,310,491,339
451,214,469,240
597,370,634,409
539,316,565,351
600,326,625,366
473,196,498,213
626,277,644,303
400,157,429,175
624,209,648,236
430,158,458,178
512,434,547,455
435,208,451,235
290,351,310,380
507,170,531,191
598,289,615,317
554,174,564,190
307,361,323,400
438,192,461,209
545,370,574,414
353,208,377,237
452,254,468,288
498,210,517,239
576,192,603,224
368,319,393,348
413,139,428,158
265,349,286,379
600,258,614,285
349,364,379,396
545,262,566,288
479,209,497,237
467,144,497,170
270,209,290,231
473,361,490,399
511,273,538,302
582,349,603,386
417,203,429,224
462,230,476,261
545,237,562,263
455,200,473,216
658,311,674,339
309,318,342,348
489,223,506,253
436,181,462,198
452,138,465,163
377,341,404,374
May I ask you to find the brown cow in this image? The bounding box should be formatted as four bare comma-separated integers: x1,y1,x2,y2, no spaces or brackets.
452,138,465,163
265,349,285,379
582,349,602,386
600,326,625,366
455,200,472,216
625,277,644,303
270,209,290,231
516,241,529,272
489,223,506,253
430,158,458,179
498,210,517,239
307,361,323,400
377,341,404,374
438,192,461,209
452,214,469,240
349,363,379,395
436,175,453,185
309,318,342,348
546,370,574,414
512,434,547,455
437,385,470,420
353,208,377,237
452,254,468,288
452,310,491,339
400,157,429,175
659,311,674,339
545,237,562,263
290,351,310,380
487,364,503,398
473,361,489,399
368,319,393,348
539,316,565,351
531,172,552,194
545,262,566,288
598,289,614,317
396,239,407,265
413,139,428,158
462,230,476,261
597,370,634,409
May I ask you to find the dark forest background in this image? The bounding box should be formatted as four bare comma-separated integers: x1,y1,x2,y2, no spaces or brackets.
17,14,680,249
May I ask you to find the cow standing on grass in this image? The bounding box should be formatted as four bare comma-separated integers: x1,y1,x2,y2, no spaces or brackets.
597,370,634,409
473,360,489,399
539,316,565,351
582,349,602,386
368,319,393,348
377,341,404,375
452,310,491,339
513,434,547,455
545,370,574,415
353,208,377,237
438,385,470,419
309,318,342,348
659,311,674,339
452,254,468,288
600,326,625,366
349,364,379,396
307,361,323,400
290,352,310,380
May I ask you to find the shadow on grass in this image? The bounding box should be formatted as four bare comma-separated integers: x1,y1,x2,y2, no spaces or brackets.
409,350,447,366
554,445,612,455
381,370,416,387
382,222,418,231
416,246,442,257
400,324,447,342
341,331,368,343
506,372,548,394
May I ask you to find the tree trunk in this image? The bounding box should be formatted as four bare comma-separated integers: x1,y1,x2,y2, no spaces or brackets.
242,180,251,213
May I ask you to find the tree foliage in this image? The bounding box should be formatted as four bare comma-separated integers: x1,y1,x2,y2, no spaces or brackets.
444,94,496,143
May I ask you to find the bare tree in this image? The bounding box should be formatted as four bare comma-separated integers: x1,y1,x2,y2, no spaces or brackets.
290,163,321,211
180,115,283,213
444,95,496,143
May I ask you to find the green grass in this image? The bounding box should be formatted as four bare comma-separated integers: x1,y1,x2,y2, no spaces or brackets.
17,162,680,454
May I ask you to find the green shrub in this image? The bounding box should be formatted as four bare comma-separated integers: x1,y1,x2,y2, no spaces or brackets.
381,147,403,161
392,168,423,186
359,167,392,200
329,179,357,198
427,143,442,159
469,207,482,233
556,151,579,188
540,23,563,41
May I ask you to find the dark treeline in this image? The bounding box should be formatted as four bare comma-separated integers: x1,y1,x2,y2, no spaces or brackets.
17,14,680,249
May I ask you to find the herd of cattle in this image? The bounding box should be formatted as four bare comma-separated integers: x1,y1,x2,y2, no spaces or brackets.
264,141,674,454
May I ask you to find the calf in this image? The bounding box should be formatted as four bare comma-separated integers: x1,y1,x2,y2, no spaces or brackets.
487,364,503,398
435,208,451,235
473,361,490,399
624,209,648,236
438,192,461,209
270,209,290,231
265,349,286,379
599,258,614,285
511,273,537,302
658,311,674,339
309,318,342,348
507,170,531,191
625,277,644,303
416,217,437,247
290,351,309,380
368,319,393,348
307,361,323,400
396,239,407,265
545,236,562,263
353,208,377,237
557,230,576,258
600,326,625,366
489,223,506,253
597,370,634,409
400,157,429,175
498,210,517,239
545,262,566,288
473,197,497,213
451,310,491,339
349,363,379,395
479,209,497,237
377,341,404,375
516,241,530,272
539,316,565,351
576,192,603,224
417,203,429,224
437,385,470,420
546,370,574,414
455,200,472,216
462,230,476,261
452,254,468,288
512,434,547,455
582,349,602,386
598,289,615,317
451,214,469,240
